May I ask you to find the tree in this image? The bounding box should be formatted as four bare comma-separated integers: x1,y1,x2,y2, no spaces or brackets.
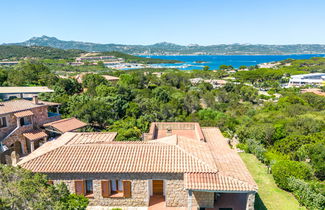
0,164,88,210
219,64,229,70
82,74,110,96
203,66,210,71
7,61,58,86
239,65,247,69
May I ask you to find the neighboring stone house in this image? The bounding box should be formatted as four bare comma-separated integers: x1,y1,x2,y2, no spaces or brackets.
0,96,87,164
18,122,257,210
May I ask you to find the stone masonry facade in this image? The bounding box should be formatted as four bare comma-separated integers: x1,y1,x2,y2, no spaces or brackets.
1,106,60,153
46,173,193,207
193,191,215,208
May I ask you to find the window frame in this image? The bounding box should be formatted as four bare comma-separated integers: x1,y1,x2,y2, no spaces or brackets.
102,180,131,198
111,179,123,193
0,116,7,128
85,180,94,197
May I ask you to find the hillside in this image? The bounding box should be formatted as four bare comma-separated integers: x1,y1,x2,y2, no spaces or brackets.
0,45,85,60
97,51,181,64
0,45,180,64
5,35,325,55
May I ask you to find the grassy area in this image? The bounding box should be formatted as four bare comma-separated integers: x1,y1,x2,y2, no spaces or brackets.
239,153,306,210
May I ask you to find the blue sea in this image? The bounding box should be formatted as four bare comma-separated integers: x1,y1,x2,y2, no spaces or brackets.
145,54,325,70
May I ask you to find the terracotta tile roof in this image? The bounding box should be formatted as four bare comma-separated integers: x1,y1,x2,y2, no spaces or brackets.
301,88,325,96
102,75,119,81
18,123,257,192
14,110,34,118
43,118,87,133
23,130,48,141
184,173,256,192
201,128,257,190
19,133,214,173
67,132,117,144
0,99,59,115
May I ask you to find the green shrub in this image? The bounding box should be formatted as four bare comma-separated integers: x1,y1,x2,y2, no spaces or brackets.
246,139,266,161
264,150,288,166
287,177,325,210
272,160,313,190
236,143,249,152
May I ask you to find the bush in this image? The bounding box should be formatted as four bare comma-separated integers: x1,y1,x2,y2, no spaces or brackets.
287,177,325,210
264,150,288,166
272,160,313,190
246,139,266,161
236,143,249,152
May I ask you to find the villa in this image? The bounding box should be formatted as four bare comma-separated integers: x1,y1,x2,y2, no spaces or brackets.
18,122,257,210
288,73,325,87
0,96,87,164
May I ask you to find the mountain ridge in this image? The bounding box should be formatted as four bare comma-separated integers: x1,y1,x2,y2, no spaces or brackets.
4,36,325,55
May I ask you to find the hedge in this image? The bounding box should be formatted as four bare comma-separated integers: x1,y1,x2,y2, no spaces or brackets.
287,177,325,210
271,160,313,190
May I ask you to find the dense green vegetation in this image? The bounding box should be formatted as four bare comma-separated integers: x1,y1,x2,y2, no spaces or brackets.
0,45,84,60
240,153,306,210
0,164,88,209
0,45,181,65
0,56,324,209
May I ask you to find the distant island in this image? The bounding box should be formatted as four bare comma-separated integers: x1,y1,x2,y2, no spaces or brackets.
3,35,325,55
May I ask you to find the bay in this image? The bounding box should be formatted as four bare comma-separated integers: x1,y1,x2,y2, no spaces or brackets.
145,54,325,70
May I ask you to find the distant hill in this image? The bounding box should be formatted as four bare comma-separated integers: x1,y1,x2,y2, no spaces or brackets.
0,46,180,63
4,35,325,55
0,45,85,60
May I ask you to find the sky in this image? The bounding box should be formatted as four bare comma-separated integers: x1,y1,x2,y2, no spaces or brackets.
0,0,325,45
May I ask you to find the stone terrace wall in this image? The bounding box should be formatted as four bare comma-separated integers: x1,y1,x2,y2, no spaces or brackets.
46,173,188,207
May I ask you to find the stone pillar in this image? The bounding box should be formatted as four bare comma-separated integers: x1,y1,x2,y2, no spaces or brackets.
11,151,19,166
21,140,26,155
246,192,256,210
188,190,193,210
30,141,35,152
56,106,60,114
16,117,21,128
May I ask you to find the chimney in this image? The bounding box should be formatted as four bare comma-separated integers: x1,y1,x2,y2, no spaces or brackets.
166,127,172,136
11,151,20,166
32,95,39,105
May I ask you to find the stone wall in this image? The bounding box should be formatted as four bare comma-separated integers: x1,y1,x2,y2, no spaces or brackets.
46,173,188,207
165,179,188,207
246,192,255,210
0,113,17,140
192,191,215,208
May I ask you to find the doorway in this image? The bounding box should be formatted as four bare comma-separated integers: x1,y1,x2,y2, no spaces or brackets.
152,180,164,195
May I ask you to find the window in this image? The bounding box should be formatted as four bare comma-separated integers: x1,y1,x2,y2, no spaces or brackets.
111,180,123,193
85,180,93,195
101,180,131,198
74,180,94,198
0,117,7,128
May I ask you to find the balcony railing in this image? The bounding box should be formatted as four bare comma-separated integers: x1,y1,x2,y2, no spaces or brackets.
48,112,61,118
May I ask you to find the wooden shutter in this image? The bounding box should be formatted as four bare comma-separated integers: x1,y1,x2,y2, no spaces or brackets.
101,180,111,198
75,180,85,195
123,181,131,198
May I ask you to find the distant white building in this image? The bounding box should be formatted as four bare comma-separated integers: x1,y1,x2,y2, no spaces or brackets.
0,87,54,100
288,73,325,87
